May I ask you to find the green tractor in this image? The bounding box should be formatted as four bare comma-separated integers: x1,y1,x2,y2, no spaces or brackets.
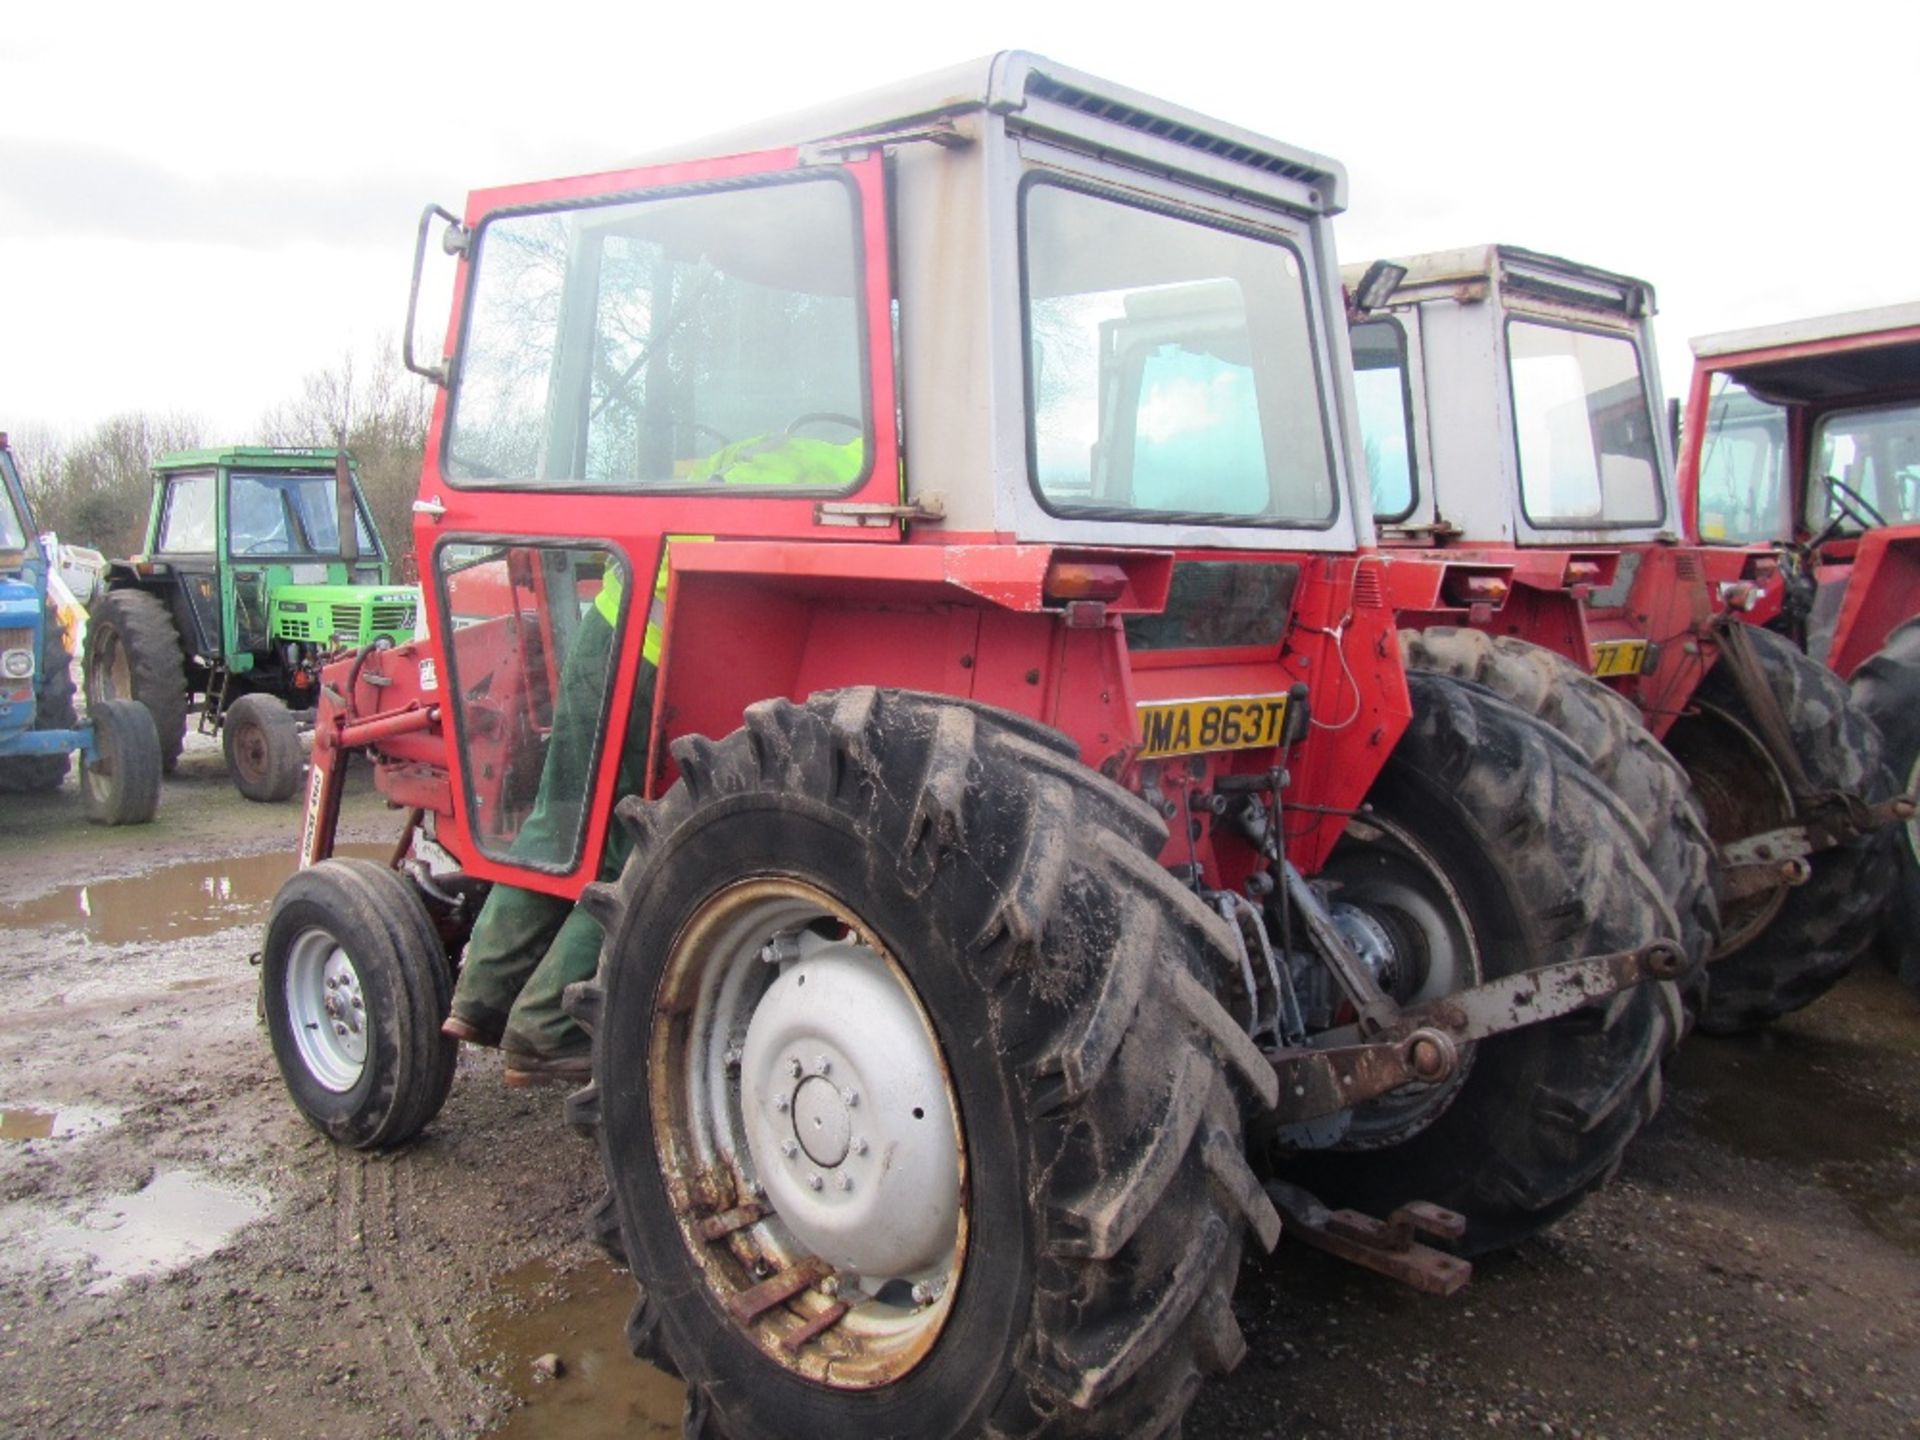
86,446,420,802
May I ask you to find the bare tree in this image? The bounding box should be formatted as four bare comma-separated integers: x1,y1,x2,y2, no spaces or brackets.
260,338,433,575
14,412,206,556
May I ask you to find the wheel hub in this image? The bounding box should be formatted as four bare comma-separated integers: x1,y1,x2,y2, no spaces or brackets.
739,940,960,1282
285,931,368,1092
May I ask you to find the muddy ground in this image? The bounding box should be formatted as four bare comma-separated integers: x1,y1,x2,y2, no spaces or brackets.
1,742,1917,1439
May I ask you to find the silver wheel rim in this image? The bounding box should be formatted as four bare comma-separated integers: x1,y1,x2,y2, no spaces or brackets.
285,927,369,1092
651,878,966,1387
1322,812,1481,1147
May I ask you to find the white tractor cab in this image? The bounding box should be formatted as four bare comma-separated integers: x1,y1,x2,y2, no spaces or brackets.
1343,244,1676,548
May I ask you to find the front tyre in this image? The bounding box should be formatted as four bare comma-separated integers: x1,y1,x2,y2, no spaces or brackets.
262,859,458,1149
569,690,1282,1439
81,698,162,826
223,692,304,803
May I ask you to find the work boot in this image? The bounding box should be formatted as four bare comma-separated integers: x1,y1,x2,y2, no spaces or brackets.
501,1043,593,1088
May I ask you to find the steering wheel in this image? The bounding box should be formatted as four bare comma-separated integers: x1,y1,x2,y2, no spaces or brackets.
1822,473,1888,531
784,412,862,439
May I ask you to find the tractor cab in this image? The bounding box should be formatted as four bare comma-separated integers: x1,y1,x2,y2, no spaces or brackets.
1681,303,1920,675
272,58,1699,1438
1346,245,1776,718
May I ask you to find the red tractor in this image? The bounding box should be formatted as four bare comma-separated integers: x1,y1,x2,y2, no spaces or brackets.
1344,245,1900,1034
265,59,1691,1437
1678,303,1920,986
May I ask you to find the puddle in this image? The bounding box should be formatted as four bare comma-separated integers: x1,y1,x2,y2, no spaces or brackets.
1671,1028,1920,1255
0,844,390,946
466,1255,684,1438
0,1104,118,1142
0,1168,269,1294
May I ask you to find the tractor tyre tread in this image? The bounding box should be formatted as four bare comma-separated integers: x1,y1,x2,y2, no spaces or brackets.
1287,671,1680,1253
1687,624,1896,1031
570,688,1278,1439
84,587,189,773
1848,619,1920,992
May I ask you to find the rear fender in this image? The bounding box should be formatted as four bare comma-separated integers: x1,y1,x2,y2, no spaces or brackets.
1825,526,1920,678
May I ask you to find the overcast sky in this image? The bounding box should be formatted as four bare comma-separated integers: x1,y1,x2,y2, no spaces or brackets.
2,0,1913,441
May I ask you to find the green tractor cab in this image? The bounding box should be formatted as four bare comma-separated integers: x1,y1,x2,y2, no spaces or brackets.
87,446,420,801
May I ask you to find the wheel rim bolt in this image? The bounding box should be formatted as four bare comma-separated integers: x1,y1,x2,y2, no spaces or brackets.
773,1094,790,1113
780,1140,798,1158
850,1137,868,1156
835,1174,853,1192
786,1057,802,1079
842,1088,860,1108
723,1048,743,1072
814,1056,832,1076
807,1173,823,1192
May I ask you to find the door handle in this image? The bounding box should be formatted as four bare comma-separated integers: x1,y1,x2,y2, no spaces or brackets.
412,495,447,521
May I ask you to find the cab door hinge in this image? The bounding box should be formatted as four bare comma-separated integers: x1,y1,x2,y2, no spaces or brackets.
814,494,946,529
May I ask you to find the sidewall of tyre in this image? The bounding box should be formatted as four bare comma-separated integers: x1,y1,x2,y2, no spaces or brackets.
1670,623,1897,1032
261,859,458,1149
579,690,1280,1439
1849,619,1920,991
223,692,304,803
81,698,162,826
84,587,189,773
1285,672,1681,1254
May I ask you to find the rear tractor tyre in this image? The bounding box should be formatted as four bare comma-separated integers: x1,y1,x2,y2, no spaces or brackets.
81,698,162,826
0,604,79,795
1665,624,1896,1032
1849,620,1920,993
84,587,189,773
223,693,304,803
1281,672,1682,1254
262,859,458,1149
566,688,1283,1439
1401,628,1721,989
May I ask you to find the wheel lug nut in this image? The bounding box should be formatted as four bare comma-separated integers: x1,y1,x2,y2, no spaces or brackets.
850,1137,868,1156
835,1174,853,1192
842,1088,860,1108
780,1140,798,1158
911,1281,943,1305
814,1056,832,1076
807,1173,824,1191
786,1057,802,1079
723,1047,742,1072
773,1094,790,1113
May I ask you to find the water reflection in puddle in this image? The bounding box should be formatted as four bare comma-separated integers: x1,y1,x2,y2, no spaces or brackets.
0,844,390,946
0,1105,118,1142
0,1169,269,1294
466,1255,683,1438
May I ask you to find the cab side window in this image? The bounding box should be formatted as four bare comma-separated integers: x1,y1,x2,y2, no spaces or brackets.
157,472,217,552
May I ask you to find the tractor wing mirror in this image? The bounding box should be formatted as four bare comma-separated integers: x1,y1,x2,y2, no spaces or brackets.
404,203,468,387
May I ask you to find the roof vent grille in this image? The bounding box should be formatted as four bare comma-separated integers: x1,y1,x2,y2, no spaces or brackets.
1025,74,1326,186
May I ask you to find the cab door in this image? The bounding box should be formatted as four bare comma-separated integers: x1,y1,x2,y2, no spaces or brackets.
416,147,902,896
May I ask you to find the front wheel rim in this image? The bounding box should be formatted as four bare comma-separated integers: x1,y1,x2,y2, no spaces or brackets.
649,877,967,1388
284,928,370,1091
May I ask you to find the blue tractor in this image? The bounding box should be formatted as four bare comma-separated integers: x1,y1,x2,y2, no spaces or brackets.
0,432,161,823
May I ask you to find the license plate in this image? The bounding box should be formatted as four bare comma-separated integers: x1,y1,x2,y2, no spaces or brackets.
1591,639,1649,678
1136,694,1291,760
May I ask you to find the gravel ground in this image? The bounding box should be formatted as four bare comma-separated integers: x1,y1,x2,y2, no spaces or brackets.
1,741,1916,1439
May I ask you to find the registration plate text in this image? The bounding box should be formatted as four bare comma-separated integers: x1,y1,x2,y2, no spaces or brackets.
1590,639,1649,678
1136,694,1291,760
